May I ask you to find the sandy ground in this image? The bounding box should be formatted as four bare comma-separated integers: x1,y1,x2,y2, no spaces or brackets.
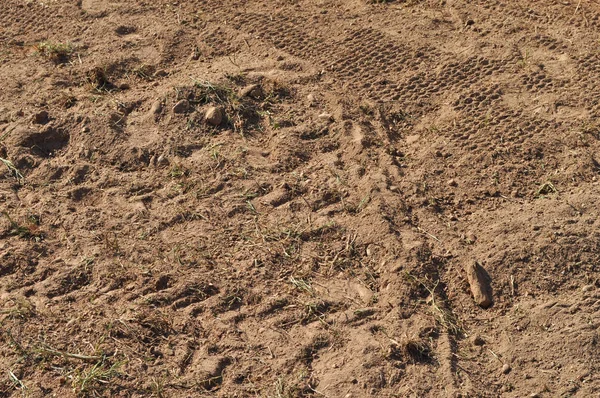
0,0,599,396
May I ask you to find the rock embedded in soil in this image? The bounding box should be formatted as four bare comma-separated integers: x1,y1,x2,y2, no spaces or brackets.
172,99,190,114
582,284,595,292
239,84,263,99
205,106,223,126
150,101,163,116
318,112,333,121
465,262,493,308
502,363,511,374
156,155,169,166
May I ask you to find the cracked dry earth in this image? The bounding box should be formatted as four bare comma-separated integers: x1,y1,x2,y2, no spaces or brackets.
1,0,600,397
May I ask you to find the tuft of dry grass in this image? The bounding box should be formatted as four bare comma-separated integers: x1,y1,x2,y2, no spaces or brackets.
35,41,73,63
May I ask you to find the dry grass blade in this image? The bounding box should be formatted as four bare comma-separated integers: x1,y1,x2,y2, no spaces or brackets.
38,345,103,362
0,157,24,182
8,370,27,393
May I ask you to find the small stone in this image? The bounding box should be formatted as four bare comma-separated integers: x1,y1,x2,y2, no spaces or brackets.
389,185,399,192
448,179,458,187
318,112,333,121
81,126,90,133
239,84,263,99
156,155,169,166
465,232,477,244
32,110,49,124
582,284,595,292
502,363,511,374
307,93,316,106
471,335,485,346
150,101,163,115
204,106,223,126
172,99,190,114
465,262,493,308
190,46,201,61
119,83,130,90
568,304,580,314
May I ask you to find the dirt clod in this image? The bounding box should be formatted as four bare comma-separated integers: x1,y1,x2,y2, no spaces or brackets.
172,99,190,114
32,110,49,125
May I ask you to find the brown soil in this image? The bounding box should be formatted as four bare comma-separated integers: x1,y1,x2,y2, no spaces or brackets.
1,0,599,397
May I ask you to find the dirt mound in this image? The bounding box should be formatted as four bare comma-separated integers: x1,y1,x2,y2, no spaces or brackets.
1,0,599,396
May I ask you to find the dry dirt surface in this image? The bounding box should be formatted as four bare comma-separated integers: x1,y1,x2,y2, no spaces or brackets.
1,0,600,397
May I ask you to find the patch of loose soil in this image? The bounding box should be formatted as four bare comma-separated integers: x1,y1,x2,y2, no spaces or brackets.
1,0,599,396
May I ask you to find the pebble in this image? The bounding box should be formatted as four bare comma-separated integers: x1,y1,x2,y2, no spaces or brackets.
190,47,201,61
156,155,169,166
465,232,477,243
172,99,190,114
318,112,333,121
307,93,316,106
205,106,223,126
502,363,511,374
239,84,263,99
582,284,595,292
447,179,458,187
150,101,163,115
465,262,493,308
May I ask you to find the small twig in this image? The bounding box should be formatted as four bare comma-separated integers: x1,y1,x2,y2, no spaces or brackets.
308,385,330,397
509,275,515,296
487,348,503,364
0,125,16,143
